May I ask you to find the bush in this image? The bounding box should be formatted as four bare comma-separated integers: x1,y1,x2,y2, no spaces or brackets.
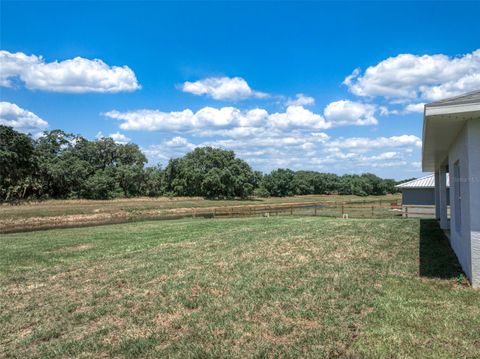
81,170,120,199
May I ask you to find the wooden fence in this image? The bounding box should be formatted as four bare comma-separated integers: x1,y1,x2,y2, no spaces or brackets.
143,199,404,221
401,205,449,219
1,198,408,234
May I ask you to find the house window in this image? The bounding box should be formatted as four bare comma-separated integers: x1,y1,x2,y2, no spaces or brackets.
453,161,462,233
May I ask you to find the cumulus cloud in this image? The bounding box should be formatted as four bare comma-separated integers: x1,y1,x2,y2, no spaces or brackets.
164,136,196,150
109,132,131,144
180,76,267,101
403,103,425,113
0,50,140,93
286,93,315,106
367,151,400,161
104,107,269,132
268,105,330,129
0,101,48,134
328,135,422,150
323,100,378,126
96,131,131,144
143,130,421,176
343,49,480,101
143,136,197,161
105,90,420,175
105,109,195,131
105,105,334,132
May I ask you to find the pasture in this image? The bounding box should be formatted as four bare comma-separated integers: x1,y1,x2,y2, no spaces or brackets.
1,216,479,358
0,194,400,233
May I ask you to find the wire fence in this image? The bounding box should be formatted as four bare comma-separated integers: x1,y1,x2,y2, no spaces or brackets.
168,200,404,220
2,198,415,234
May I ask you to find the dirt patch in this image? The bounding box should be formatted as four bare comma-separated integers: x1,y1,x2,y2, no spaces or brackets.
57,244,93,253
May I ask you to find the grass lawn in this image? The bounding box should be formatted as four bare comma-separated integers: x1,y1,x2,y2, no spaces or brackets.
1,217,478,358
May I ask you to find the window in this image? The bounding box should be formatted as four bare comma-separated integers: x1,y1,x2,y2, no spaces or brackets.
453,161,462,233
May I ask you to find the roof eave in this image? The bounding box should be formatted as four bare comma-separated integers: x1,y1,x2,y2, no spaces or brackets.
422,102,480,172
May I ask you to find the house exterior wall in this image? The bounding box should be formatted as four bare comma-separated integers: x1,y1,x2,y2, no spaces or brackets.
448,119,480,287
401,188,450,206
401,188,435,205
467,119,480,288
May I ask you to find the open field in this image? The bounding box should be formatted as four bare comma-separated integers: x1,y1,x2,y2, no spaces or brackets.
0,194,400,233
1,217,478,358
0,194,400,220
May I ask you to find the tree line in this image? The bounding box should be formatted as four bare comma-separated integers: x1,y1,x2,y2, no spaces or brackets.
0,125,400,202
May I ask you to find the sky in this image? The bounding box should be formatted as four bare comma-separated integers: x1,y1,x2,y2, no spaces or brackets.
1,1,479,180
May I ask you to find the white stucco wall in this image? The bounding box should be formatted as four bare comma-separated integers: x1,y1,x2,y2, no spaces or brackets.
448,124,472,282
467,119,480,288
448,119,480,287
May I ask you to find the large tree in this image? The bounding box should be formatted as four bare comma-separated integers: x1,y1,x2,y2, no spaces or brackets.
0,126,401,202
162,147,257,199
0,125,38,201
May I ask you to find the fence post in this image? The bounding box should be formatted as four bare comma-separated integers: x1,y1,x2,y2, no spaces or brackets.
290,206,293,216
314,205,317,216
230,207,233,217
341,204,344,217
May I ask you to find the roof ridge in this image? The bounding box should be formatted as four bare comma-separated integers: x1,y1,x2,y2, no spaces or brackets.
396,174,433,186
395,173,450,188
426,89,480,107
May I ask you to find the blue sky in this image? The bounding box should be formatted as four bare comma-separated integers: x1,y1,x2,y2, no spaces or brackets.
1,1,479,179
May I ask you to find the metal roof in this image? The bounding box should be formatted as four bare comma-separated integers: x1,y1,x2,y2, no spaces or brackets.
422,90,480,172
395,174,450,189
426,90,480,108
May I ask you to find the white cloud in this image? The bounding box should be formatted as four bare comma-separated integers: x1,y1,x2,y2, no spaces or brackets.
0,101,48,134
323,100,378,126
268,105,330,129
105,105,335,132
0,50,140,93
378,106,394,116
367,151,400,161
403,103,425,113
95,131,131,144
104,107,269,132
109,132,131,144
143,136,197,161
286,93,315,106
164,136,196,150
328,135,422,150
344,49,480,101
107,102,420,177
143,129,420,177
195,107,268,127
105,109,195,131
180,76,267,100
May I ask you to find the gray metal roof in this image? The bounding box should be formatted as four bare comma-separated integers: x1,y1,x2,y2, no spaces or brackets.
395,174,450,189
426,90,480,108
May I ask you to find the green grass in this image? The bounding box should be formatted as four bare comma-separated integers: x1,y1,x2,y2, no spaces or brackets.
1,217,478,358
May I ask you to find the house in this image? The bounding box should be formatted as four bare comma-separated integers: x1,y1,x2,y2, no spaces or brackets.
395,175,450,218
395,174,449,206
422,90,480,288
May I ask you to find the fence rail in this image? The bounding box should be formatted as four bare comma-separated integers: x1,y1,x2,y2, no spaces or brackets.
135,199,404,221
1,198,408,234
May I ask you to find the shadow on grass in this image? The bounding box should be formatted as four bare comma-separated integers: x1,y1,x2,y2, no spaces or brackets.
419,219,463,279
